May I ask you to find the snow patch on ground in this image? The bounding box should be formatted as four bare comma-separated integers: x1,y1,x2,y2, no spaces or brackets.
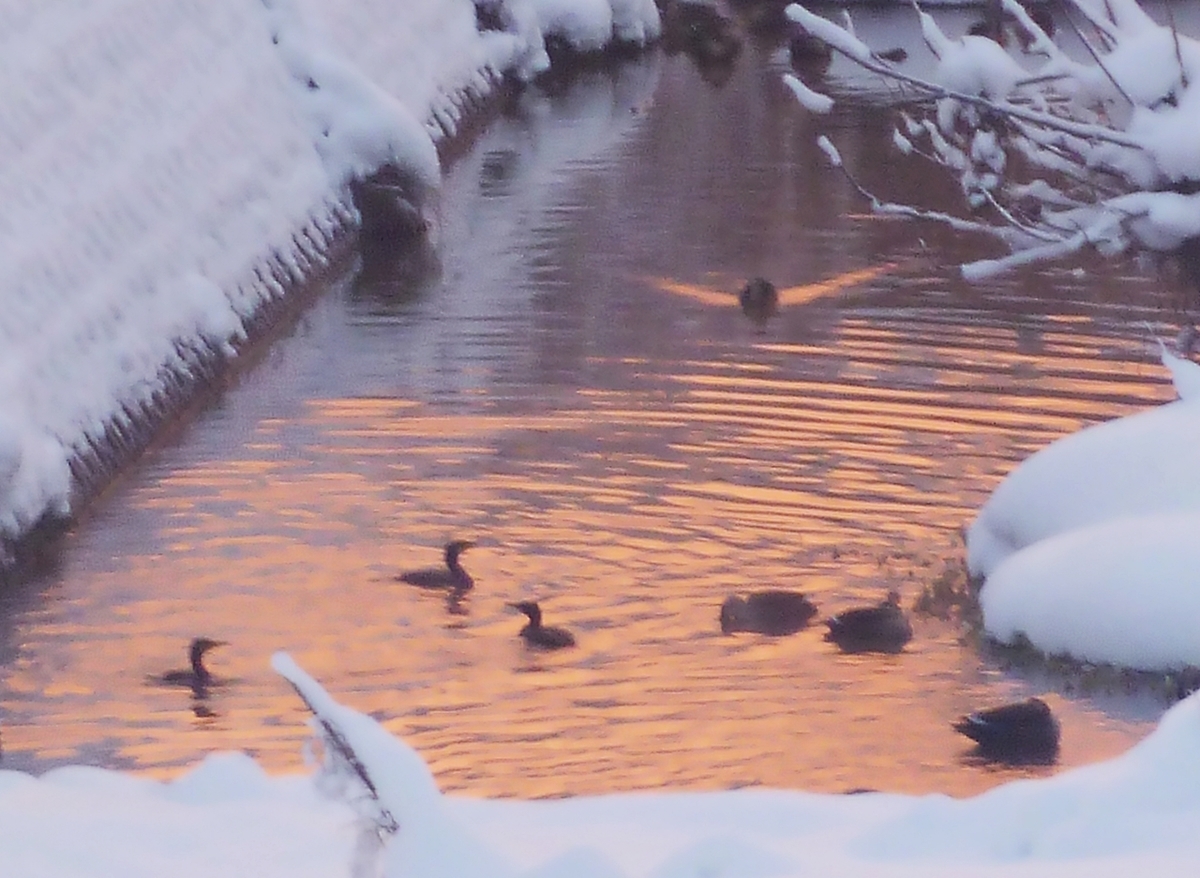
968,353,1200,670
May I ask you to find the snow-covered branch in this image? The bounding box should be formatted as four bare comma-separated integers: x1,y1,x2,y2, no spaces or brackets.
783,0,1200,280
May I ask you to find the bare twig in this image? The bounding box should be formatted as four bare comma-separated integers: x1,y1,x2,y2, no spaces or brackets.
280,676,400,836
1057,1,1136,109
1165,0,1188,90
802,22,1144,150
823,144,1016,239
979,188,1064,242
1062,0,1119,49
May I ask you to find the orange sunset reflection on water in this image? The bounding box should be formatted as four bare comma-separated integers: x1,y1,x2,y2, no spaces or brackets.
0,37,1188,799
0,293,1176,796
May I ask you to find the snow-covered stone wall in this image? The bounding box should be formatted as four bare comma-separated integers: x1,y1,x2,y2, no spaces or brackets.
0,0,658,565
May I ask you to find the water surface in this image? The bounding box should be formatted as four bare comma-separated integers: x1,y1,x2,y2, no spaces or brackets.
0,9,1188,798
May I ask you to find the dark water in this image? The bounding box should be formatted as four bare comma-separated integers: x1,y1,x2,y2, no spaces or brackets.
0,7,1189,797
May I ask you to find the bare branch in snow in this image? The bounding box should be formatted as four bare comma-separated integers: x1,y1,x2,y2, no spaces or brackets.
781,0,1200,280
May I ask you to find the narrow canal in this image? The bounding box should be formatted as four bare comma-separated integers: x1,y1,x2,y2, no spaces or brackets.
0,6,1186,797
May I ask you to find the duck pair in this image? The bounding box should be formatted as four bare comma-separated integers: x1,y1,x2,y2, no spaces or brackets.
397,542,575,650
722,589,913,653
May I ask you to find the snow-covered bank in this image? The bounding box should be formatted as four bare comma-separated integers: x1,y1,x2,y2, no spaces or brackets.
0,0,659,566
8,655,1200,877
967,351,1200,672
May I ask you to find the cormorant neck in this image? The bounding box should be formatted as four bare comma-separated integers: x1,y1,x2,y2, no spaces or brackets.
524,604,542,628
190,650,209,682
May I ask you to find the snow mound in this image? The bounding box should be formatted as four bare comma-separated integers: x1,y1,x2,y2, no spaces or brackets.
967,351,1200,670
8,658,1200,876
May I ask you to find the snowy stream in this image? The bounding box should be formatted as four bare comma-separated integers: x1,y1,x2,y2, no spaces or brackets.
0,14,1186,798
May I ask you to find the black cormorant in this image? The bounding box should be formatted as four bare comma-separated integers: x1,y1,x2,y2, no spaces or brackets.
824,590,912,653
397,540,475,595
739,277,779,330
954,697,1060,763
720,591,818,635
509,600,575,650
155,637,226,690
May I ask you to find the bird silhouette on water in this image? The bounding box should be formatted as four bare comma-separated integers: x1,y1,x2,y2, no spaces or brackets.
720,590,818,636
397,540,475,595
509,600,576,650
739,277,779,331
954,697,1060,764
152,637,227,694
824,590,912,653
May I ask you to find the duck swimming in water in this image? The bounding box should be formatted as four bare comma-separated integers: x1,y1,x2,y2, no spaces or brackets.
720,591,818,636
154,637,226,692
509,600,575,650
954,697,1060,763
824,590,912,653
397,540,475,595
738,277,779,331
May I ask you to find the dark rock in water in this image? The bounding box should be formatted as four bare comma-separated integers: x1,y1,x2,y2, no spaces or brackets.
350,163,432,249
473,0,506,32
954,696,1060,764
1169,666,1200,702
661,1,742,86
738,277,778,330
824,590,912,653
721,590,818,635
788,28,832,72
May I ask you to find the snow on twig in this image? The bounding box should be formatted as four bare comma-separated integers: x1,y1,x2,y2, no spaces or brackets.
781,0,1200,278
273,652,400,836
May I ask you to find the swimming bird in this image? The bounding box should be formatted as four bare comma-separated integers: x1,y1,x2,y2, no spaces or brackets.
824,590,912,653
509,600,576,650
738,277,779,330
396,540,475,594
720,591,818,635
155,637,226,691
953,696,1060,762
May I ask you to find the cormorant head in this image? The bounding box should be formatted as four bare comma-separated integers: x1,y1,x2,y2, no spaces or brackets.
189,637,227,672
884,589,902,608
508,600,542,627
445,540,476,566
719,595,747,634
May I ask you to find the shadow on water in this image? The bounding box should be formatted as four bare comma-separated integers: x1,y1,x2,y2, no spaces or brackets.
351,233,443,310
0,8,1192,795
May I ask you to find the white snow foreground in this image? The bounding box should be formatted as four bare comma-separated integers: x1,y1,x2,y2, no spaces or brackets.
0,0,659,561
967,349,1200,670
6,654,1200,876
